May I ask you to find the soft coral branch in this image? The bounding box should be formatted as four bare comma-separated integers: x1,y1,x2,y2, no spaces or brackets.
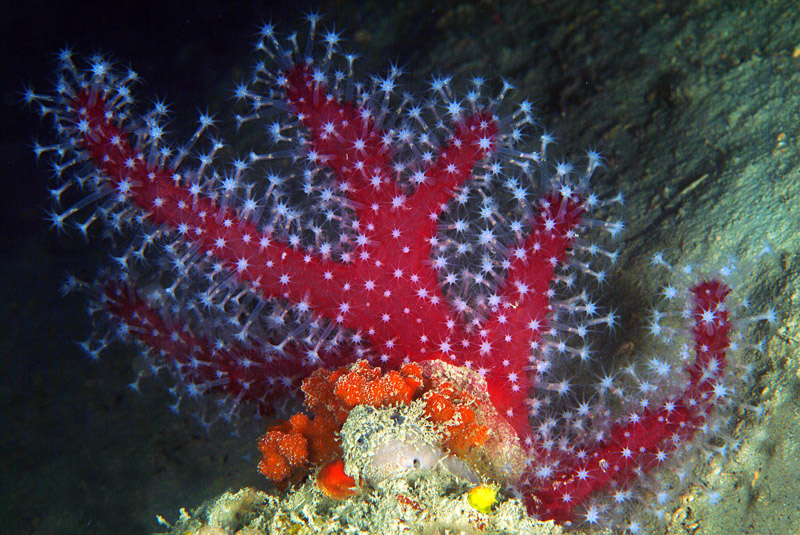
68,57,584,438
525,279,735,523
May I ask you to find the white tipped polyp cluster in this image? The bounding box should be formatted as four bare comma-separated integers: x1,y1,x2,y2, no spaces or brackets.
433,143,620,327
593,252,774,525
235,17,629,337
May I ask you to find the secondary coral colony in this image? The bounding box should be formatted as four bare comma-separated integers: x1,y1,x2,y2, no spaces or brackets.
28,13,775,533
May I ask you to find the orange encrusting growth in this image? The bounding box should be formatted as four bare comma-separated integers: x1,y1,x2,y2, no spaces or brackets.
423,381,489,457
317,458,359,499
256,412,339,484
304,360,425,423
257,360,490,486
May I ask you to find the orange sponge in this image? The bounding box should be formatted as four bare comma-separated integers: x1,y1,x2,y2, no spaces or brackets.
256,359,489,485
256,412,340,483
